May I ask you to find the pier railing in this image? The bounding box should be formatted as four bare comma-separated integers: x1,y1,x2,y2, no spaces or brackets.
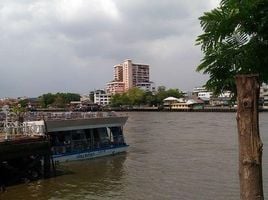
0,112,126,140
23,111,121,121
0,122,45,140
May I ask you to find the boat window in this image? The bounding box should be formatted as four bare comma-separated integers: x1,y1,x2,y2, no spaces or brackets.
98,128,109,144
85,129,92,139
51,132,65,146
109,127,124,145
110,127,122,136
93,128,100,140
71,130,85,141
98,128,108,137
63,133,72,144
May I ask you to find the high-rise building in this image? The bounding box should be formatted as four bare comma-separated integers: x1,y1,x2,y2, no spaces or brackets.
106,59,155,94
113,65,123,82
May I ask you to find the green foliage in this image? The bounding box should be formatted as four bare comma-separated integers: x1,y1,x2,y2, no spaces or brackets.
155,87,183,105
110,87,183,107
39,93,55,108
110,93,130,107
39,93,81,108
157,86,166,92
18,99,28,108
11,104,26,122
11,104,26,115
166,89,183,98
197,0,268,94
127,88,145,105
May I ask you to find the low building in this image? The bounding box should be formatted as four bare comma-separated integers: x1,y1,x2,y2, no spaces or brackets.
209,91,233,106
192,86,207,95
192,86,212,104
163,96,204,110
93,90,112,106
210,97,232,106
197,92,213,103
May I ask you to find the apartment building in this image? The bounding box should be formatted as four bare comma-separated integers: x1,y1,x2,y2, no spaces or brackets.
114,65,123,81
106,59,155,94
106,81,125,95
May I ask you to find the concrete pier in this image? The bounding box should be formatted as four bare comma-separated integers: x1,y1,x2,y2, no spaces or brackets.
0,135,53,187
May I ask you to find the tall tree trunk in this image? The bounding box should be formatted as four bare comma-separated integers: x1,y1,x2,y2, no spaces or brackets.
235,74,264,200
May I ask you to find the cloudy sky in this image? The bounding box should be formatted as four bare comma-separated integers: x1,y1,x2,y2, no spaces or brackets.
0,0,220,98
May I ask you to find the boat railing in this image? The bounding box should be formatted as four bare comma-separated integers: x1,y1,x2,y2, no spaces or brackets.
23,111,124,121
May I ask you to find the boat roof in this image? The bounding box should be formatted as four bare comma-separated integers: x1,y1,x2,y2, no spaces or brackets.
45,116,128,132
23,112,128,133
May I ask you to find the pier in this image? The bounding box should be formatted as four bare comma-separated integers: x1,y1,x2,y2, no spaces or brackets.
0,111,126,189
0,121,54,188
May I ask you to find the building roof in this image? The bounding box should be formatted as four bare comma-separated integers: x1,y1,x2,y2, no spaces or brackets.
163,97,180,101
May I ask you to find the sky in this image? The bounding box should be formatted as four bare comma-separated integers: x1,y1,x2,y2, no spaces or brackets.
0,0,220,98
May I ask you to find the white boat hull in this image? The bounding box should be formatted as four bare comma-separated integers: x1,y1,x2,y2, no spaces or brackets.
53,146,128,163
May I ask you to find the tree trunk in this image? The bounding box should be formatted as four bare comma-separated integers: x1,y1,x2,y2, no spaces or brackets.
235,74,264,200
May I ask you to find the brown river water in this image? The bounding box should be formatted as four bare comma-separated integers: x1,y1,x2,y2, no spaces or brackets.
1,112,268,200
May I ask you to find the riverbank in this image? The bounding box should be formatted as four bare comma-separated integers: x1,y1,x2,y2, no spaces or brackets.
103,107,268,112
33,107,268,113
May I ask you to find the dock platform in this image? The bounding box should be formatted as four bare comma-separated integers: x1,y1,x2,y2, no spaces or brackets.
0,134,50,161
0,128,53,187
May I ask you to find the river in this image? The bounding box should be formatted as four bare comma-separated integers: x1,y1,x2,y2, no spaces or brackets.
1,112,268,200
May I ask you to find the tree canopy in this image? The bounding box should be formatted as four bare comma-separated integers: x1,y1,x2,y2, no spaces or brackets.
196,0,268,94
110,87,183,107
39,93,81,108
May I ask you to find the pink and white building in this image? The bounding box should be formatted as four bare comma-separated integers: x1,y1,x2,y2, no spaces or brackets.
106,59,155,94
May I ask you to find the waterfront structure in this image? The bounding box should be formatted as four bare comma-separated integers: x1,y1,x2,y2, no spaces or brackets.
197,92,213,102
192,86,213,104
209,91,232,106
23,112,128,163
106,59,155,94
0,111,128,178
0,118,52,181
163,96,204,110
192,86,235,106
192,86,208,95
93,90,112,106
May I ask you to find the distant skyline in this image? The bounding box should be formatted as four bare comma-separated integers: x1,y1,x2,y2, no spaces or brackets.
0,0,220,98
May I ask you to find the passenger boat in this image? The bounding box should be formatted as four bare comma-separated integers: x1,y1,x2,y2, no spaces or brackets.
23,112,129,163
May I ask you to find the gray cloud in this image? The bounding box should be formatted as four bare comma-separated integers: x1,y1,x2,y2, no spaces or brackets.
0,0,219,98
